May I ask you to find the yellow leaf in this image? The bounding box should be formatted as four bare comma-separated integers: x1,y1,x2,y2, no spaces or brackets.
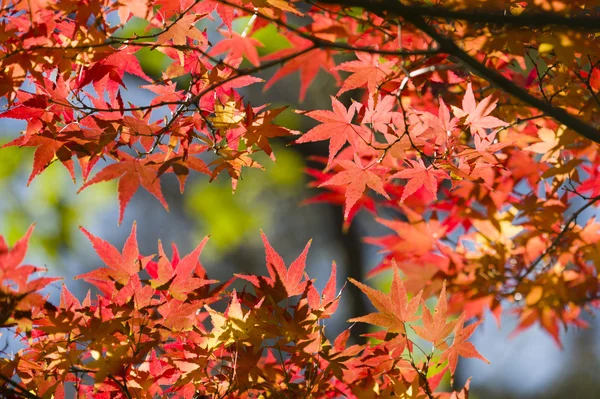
538,43,554,54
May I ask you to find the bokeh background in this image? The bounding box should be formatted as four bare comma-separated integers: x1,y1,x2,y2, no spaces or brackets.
1,12,600,398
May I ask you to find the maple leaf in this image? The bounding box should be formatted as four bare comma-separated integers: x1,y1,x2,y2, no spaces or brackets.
413,97,458,151
263,35,340,101
78,152,168,224
3,135,75,185
411,281,457,348
117,0,152,22
209,95,246,129
440,314,489,378
210,31,264,67
262,231,309,298
333,51,395,96
319,157,390,221
307,261,339,318
141,81,185,112
148,237,217,301
155,14,208,64
190,0,242,31
157,298,199,332
451,83,507,137
209,148,264,192
349,267,422,334
0,225,59,294
304,166,377,231
392,158,448,203
76,46,152,97
236,232,310,301
156,14,207,47
241,106,297,159
524,127,561,162
365,215,448,273
362,95,399,134
77,222,150,286
296,97,367,165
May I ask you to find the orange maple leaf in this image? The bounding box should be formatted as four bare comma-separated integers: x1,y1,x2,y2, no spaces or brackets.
411,281,457,348
440,314,489,378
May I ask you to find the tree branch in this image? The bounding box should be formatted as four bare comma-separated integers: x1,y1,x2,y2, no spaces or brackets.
317,0,600,31
338,1,600,145
0,374,44,399
515,193,600,287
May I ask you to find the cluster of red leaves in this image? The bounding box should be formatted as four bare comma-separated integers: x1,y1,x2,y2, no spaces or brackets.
3,0,600,395
1,226,482,398
0,0,301,224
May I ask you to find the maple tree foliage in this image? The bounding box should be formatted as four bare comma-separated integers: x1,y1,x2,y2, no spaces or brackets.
1,225,480,398
2,0,600,397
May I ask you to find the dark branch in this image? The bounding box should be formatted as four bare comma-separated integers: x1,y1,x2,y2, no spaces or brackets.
516,194,600,286
317,0,600,31
316,1,600,145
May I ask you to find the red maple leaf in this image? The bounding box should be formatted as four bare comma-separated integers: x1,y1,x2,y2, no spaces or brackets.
76,46,152,97
236,232,310,301
1,225,59,293
392,158,448,203
333,51,395,96
319,157,390,221
296,97,367,164
241,106,297,159
362,95,399,134
4,135,75,185
304,165,377,230
77,222,150,286
307,261,339,318
262,35,340,101
210,31,263,67
148,237,217,300
78,152,168,224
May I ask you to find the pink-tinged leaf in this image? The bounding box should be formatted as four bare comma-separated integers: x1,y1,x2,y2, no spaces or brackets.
452,83,507,136
149,237,216,300
308,262,339,316
4,135,75,184
349,267,422,333
0,225,35,282
389,267,422,323
59,284,81,310
334,52,394,96
157,299,198,331
261,231,287,284
322,261,338,307
210,31,263,66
